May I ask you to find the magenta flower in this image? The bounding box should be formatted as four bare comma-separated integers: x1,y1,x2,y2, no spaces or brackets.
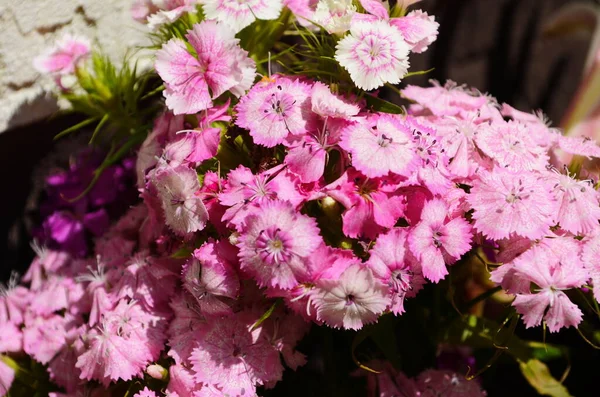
235,76,314,147
335,20,410,90
468,168,557,240
511,239,588,332
408,199,472,282
340,113,417,178
155,20,255,114
238,200,322,289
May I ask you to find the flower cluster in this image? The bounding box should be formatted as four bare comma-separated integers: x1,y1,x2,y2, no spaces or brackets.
4,0,600,395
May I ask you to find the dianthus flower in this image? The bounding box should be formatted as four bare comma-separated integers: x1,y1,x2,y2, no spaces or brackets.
335,20,410,90
203,0,284,33
33,34,90,76
314,0,356,34
238,200,322,289
408,199,472,283
510,239,588,332
235,76,313,147
468,168,556,240
155,20,255,114
390,10,439,53
313,262,389,330
340,113,417,178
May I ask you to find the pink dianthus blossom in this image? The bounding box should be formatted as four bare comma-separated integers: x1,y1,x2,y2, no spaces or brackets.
408,199,472,283
33,34,90,75
238,200,322,289
155,20,255,115
390,10,439,53
235,76,313,147
203,0,284,33
511,240,588,332
468,168,556,240
335,20,410,90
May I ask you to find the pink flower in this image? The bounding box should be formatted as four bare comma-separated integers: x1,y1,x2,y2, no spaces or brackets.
335,20,410,90
218,165,304,228
33,34,90,75
549,171,600,235
235,76,314,147
155,21,255,115
151,164,208,235
476,120,549,172
238,200,322,289
390,10,439,53
468,168,557,240
310,81,360,118
23,313,68,364
340,113,417,178
366,228,425,314
0,272,29,324
183,239,240,316
408,199,472,283
511,239,588,332
203,0,284,33
314,0,356,34
166,294,206,365
313,263,389,330
133,387,158,397
189,312,283,396
582,233,600,303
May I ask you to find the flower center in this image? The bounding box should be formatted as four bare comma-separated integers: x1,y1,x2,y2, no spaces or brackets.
256,226,291,265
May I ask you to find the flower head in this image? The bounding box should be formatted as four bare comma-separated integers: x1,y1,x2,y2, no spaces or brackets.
335,20,410,90
203,0,284,33
33,34,90,75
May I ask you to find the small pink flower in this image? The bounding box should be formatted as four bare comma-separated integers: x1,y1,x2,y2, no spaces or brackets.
313,262,389,330
203,0,284,33
549,171,600,235
189,312,283,396
468,168,557,240
183,239,240,316
335,20,410,90
408,199,472,283
310,81,360,118
151,164,208,235
133,387,158,397
511,239,588,332
390,10,439,53
33,34,90,75
235,76,314,147
155,20,255,115
340,113,417,178
238,200,322,289
582,233,600,303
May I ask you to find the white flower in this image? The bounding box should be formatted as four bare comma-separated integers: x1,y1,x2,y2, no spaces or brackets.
314,0,356,34
335,20,410,90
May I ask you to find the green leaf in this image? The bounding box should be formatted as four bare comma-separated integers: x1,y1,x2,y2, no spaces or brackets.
250,300,280,331
364,94,405,114
519,359,572,397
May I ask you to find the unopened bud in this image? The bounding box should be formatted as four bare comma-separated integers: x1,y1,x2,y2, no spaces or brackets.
146,364,168,380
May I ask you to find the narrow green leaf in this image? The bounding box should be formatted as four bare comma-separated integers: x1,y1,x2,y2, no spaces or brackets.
54,117,99,140
89,114,110,144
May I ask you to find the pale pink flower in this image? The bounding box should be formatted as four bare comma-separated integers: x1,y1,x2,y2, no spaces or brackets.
340,113,417,178
203,0,284,33
548,171,600,235
238,200,322,289
166,293,206,365
310,81,360,118
0,322,22,353
152,164,208,235
189,312,283,396
390,10,439,53
133,387,158,397
335,20,410,90
183,239,240,316
147,1,200,30
313,262,389,330
33,34,90,75
582,233,600,303
155,21,255,115
366,228,425,314
468,168,557,240
511,240,588,332
314,0,356,34
23,313,67,364
166,364,204,396
556,135,600,159
235,76,314,147
358,0,388,19
476,120,549,172
0,272,29,324
408,199,472,283
284,0,319,26
218,165,304,228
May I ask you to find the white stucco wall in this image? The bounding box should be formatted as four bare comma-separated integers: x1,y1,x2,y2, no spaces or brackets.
0,0,148,133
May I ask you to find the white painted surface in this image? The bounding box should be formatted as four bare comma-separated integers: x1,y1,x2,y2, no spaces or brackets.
0,0,148,132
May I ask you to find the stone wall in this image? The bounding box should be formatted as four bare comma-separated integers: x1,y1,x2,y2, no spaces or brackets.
0,0,147,133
